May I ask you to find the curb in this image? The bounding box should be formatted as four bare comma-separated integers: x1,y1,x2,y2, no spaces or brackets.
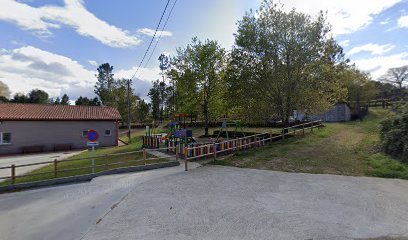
0,161,180,193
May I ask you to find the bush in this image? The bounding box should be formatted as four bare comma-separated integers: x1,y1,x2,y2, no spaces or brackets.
380,105,408,162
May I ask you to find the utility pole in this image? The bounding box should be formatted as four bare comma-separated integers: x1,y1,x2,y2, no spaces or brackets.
127,79,132,143
159,53,170,120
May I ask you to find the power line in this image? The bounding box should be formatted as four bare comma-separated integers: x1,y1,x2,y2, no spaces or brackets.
137,0,178,79
130,0,171,80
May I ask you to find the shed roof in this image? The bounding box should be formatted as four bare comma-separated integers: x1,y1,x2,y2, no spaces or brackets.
0,103,121,121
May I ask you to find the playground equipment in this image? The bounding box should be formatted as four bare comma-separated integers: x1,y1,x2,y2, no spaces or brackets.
143,114,195,148
215,120,245,141
164,114,193,144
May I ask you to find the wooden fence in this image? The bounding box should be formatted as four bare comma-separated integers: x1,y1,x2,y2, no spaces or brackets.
0,149,175,186
161,120,322,170
1,120,322,185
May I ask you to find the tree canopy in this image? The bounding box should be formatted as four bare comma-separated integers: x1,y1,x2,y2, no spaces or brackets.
169,37,226,135
0,81,10,99
94,63,115,106
226,2,348,124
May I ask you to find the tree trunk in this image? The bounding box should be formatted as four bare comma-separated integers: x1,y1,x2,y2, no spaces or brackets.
204,101,209,136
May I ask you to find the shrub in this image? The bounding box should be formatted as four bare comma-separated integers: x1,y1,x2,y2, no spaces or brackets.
380,105,408,162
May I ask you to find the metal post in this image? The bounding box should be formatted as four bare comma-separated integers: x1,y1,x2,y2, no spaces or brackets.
184,146,188,171
302,124,305,135
127,79,132,143
11,164,15,185
92,145,95,174
54,159,58,178
282,128,285,139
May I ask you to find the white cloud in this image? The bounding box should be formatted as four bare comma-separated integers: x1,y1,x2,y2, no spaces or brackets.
352,52,408,79
279,0,402,35
398,15,408,28
380,18,391,25
115,66,163,100
339,40,350,47
0,46,95,98
0,0,59,37
0,0,141,47
0,45,159,100
88,60,98,66
138,28,173,37
348,43,395,56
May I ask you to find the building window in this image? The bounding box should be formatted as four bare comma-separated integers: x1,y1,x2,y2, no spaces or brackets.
0,132,11,144
104,129,111,136
82,130,88,137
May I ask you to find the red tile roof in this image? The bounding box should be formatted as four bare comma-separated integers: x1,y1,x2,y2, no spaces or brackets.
0,103,122,121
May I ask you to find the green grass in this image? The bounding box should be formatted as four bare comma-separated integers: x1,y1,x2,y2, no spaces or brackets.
212,108,408,179
2,136,170,186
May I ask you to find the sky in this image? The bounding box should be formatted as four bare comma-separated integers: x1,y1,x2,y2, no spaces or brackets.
0,0,407,102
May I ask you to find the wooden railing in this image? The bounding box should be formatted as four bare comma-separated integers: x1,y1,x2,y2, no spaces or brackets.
182,120,323,170
0,149,175,186
1,120,323,186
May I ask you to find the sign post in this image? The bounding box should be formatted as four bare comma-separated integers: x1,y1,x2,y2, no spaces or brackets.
86,130,99,174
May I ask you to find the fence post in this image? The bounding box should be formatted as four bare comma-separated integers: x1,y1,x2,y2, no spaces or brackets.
213,143,217,161
143,148,147,165
184,146,188,171
54,159,58,178
11,164,15,185
282,128,285,139
175,144,179,161
302,123,305,135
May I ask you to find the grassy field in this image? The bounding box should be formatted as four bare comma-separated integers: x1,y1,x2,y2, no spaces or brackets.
1,136,170,186
213,108,408,179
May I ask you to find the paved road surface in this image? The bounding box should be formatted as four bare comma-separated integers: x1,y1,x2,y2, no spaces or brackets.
0,151,83,178
0,160,200,240
1,165,408,240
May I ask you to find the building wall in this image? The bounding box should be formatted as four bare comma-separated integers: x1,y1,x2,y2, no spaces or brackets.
0,121,118,154
294,104,351,122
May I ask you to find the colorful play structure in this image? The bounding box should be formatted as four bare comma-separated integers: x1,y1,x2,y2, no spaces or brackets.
143,114,194,148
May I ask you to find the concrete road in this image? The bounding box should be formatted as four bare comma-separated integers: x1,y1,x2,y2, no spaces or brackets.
0,160,200,240
0,151,83,178
82,166,408,240
1,165,408,240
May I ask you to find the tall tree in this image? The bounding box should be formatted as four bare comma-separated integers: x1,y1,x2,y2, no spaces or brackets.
94,63,115,106
227,2,347,125
28,89,50,104
60,94,70,105
111,79,141,124
148,80,162,121
340,65,378,105
380,65,408,90
75,96,101,106
380,65,408,100
0,81,10,99
170,37,226,135
135,99,150,123
11,93,30,103
54,97,61,104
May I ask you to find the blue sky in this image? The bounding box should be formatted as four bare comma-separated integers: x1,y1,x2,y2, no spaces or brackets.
0,0,407,101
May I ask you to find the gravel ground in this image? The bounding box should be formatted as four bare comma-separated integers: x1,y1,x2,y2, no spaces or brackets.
82,165,408,240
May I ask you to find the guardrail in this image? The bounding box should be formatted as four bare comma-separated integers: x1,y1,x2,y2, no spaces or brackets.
0,149,175,186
